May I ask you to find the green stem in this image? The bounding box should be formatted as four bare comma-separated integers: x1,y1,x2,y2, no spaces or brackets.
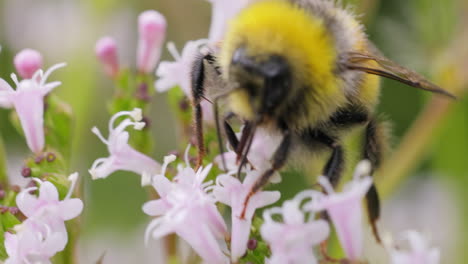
0,131,9,187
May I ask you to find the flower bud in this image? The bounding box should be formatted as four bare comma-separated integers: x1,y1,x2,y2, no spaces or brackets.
14,49,43,79
137,10,166,73
95,36,119,78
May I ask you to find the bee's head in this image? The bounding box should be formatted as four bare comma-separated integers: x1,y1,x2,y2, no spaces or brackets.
227,47,292,122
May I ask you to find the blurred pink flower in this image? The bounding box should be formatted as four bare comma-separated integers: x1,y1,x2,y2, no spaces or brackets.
213,171,280,261
137,10,166,74
14,49,43,79
144,155,228,264
89,109,161,180
307,160,373,261
206,0,250,44
95,36,119,78
388,231,440,264
0,62,65,154
261,192,330,264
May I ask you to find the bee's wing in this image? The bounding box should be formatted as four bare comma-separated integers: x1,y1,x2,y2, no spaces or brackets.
344,51,456,99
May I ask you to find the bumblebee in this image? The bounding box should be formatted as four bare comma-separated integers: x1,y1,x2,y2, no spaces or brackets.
190,0,455,240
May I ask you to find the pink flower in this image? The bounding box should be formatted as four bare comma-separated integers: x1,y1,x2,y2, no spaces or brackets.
5,173,83,263
206,0,250,44
155,39,207,94
388,231,440,264
0,62,66,154
137,10,166,74
143,155,228,264
261,192,330,264
14,49,43,79
307,160,373,261
89,109,161,180
213,171,280,261
95,36,119,78
16,173,83,233
154,40,214,122
215,127,282,183
4,228,63,264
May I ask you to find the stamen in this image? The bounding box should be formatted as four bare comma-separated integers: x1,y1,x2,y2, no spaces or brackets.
317,176,335,195
40,63,66,86
353,160,372,180
10,73,19,86
167,42,181,60
161,154,177,176
133,121,146,130
65,172,79,200
184,144,191,167
108,109,141,131
91,127,109,145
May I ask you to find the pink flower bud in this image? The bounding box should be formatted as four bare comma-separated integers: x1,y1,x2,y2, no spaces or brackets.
14,49,43,79
137,10,166,73
95,36,119,78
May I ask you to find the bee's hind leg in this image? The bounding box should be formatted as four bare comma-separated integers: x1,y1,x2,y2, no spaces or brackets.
363,118,389,243
240,131,291,219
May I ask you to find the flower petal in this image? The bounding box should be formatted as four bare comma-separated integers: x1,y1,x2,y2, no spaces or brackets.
11,88,45,153
58,198,83,220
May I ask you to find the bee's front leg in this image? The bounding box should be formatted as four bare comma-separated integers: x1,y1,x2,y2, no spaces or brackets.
241,131,291,219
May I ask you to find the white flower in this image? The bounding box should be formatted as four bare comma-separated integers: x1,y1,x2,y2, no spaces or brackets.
307,160,373,261
89,109,161,180
213,171,280,261
261,192,330,264
0,62,65,154
143,154,228,264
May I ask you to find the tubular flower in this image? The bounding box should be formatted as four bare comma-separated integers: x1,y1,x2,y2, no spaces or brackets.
261,192,330,264
89,109,161,180
95,36,119,78
388,231,440,264
213,171,280,261
144,155,228,264
5,173,83,263
0,62,66,154
307,160,373,261
137,10,166,74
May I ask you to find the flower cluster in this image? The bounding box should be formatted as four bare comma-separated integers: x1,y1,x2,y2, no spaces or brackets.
4,174,83,263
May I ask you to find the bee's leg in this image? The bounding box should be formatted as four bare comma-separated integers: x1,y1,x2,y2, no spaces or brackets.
223,113,239,151
322,144,345,188
191,53,208,169
240,131,291,219
363,118,389,243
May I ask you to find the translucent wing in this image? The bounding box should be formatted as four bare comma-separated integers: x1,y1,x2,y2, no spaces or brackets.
344,51,456,99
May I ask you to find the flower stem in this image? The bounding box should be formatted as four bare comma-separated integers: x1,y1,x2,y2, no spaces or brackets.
0,132,8,187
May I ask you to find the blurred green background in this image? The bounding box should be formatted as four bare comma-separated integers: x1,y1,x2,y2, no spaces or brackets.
0,0,467,263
